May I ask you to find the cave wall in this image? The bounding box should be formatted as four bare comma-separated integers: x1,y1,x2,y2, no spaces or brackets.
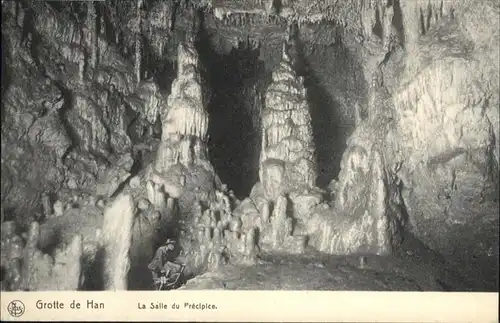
0,2,169,225
343,0,499,270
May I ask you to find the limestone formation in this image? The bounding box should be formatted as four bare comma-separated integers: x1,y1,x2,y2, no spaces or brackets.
258,196,308,254
101,194,136,291
1,220,84,291
153,40,210,176
41,192,52,219
182,195,260,274
259,43,317,200
1,221,24,291
96,153,134,198
306,145,403,255
146,180,167,210
232,193,309,255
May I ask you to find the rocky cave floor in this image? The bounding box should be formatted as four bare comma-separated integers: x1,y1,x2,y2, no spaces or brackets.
178,234,498,292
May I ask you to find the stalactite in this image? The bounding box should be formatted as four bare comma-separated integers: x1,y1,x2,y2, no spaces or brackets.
88,1,98,72
41,193,51,219
382,5,394,49
135,0,143,85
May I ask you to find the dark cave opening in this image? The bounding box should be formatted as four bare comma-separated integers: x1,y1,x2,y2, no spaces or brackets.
419,8,426,35
54,82,80,161
305,72,345,189
292,28,362,188
196,32,267,199
372,5,383,39
80,249,105,291
391,0,406,45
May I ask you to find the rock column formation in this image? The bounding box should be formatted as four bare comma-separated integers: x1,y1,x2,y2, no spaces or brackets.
1,220,84,291
101,194,135,291
144,38,250,276
154,39,209,171
149,38,214,201
259,43,317,201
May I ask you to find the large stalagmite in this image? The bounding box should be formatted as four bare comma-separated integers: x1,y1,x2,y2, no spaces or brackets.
101,194,135,291
306,137,404,255
145,38,242,275
153,39,209,173
149,38,215,201
259,43,317,201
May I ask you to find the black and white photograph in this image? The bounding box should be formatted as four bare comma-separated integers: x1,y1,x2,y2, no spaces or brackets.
1,0,498,295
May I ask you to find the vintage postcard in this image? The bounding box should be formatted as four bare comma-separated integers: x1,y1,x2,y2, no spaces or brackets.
1,0,498,321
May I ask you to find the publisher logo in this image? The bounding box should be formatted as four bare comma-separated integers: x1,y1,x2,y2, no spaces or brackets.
7,300,25,317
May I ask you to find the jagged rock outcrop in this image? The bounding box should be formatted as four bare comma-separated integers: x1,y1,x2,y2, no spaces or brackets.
259,43,316,200
385,0,500,259
0,3,163,224
307,129,405,255
258,196,308,253
233,184,310,255
326,0,500,265
96,153,135,198
1,220,83,291
1,20,71,225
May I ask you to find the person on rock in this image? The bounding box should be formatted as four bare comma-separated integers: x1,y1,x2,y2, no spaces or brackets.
148,239,184,289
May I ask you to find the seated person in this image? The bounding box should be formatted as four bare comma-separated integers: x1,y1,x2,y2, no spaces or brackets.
148,239,183,286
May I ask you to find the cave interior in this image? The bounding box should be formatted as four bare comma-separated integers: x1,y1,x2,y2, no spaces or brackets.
0,0,499,292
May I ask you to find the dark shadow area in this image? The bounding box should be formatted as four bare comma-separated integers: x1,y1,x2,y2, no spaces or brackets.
0,266,5,285
395,217,499,292
128,207,181,291
419,8,426,35
99,2,118,45
291,26,351,188
141,35,177,97
128,229,157,291
154,60,176,95
272,0,283,14
372,5,383,39
125,104,145,144
80,248,105,290
128,264,153,290
53,83,80,161
392,0,406,46
196,21,267,199
38,229,63,256
393,231,473,291
426,2,432,32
